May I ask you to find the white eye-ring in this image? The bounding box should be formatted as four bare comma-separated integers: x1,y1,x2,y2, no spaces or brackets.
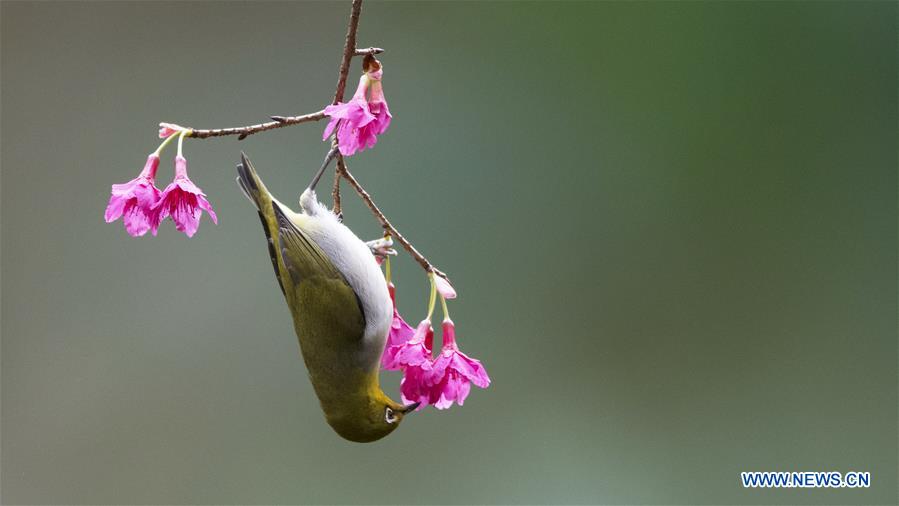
385,407,398,424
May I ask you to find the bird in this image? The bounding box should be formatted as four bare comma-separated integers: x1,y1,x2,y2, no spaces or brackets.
236,151,418,443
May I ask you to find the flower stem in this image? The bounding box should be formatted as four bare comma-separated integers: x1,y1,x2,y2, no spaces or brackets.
153,131,180,157
439,293,450,321
177,129,188,158
385,255,392,284
426,274,437,321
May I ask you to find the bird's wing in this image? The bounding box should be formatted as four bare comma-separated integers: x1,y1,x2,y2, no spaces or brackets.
273,204,367,347
272,204,341,284
236,153,366,346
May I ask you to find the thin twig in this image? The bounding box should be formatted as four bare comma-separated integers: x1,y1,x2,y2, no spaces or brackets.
332,163,343,218
330,148,343,214
187,110,325,140
330,0,364,213
333,0,364,105
338,154,449,281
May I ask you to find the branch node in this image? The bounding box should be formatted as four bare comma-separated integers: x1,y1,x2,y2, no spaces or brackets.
354,47,384,56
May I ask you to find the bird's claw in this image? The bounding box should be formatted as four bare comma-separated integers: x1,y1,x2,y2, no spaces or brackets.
366,237,397,260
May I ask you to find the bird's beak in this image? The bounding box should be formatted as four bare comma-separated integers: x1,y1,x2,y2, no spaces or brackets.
307,146,338,192
400,402,421,414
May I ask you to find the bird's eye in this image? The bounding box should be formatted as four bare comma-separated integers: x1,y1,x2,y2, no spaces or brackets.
385,407,398,424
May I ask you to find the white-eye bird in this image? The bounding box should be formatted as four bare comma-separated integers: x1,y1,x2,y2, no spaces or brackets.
236,152,418,443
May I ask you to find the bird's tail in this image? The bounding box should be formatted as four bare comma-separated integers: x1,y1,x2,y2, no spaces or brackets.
236,151,273,212
236,152,287,295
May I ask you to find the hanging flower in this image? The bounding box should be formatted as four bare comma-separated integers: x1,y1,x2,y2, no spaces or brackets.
424,318,490,409
322,58,392,156
382,282,417,370
104,153,163,237
154,154,217,237
383,271,489,410
393,319,434,368
396,319,434,409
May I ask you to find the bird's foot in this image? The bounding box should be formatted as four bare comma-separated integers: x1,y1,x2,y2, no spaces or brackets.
366,237,397,261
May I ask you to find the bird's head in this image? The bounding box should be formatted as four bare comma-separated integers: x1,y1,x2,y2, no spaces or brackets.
324,386,420,443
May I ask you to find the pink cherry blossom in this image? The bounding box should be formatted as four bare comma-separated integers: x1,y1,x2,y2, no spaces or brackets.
104,154,163,237
153,155,217,237
424,318,490,409
322,66,392,156
381,282,417,370
393,319,434,368
397,320,434,410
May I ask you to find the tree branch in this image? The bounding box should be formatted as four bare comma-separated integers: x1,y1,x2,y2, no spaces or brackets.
337,154,449,281
186,110,326,140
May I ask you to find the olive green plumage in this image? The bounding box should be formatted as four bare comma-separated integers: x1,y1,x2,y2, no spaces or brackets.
237,153,413,443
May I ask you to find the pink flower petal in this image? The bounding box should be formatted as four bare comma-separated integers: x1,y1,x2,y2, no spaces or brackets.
430,370,471,410
122,199,157,237
393,320,433,368
372,104,392,135
322,116,340,140
104,193,127,223
400,365,430,409
351,73,369,101
450,352,491,388
197,194,218,224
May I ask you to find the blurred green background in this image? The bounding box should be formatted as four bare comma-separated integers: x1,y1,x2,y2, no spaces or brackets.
2,1,896,504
